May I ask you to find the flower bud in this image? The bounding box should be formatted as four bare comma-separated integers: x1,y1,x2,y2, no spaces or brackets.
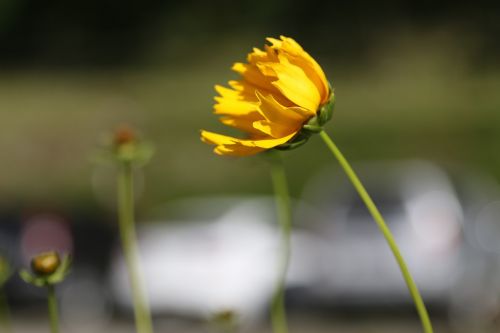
211,309,238,328
31,251,61,276
92,126,154,167
114,125,136,146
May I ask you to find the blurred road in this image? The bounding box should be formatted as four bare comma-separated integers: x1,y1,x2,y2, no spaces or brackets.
9,314,458,333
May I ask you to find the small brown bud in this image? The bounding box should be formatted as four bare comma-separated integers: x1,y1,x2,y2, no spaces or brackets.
212,309,237,325
114,125,136,146
31,251,61,276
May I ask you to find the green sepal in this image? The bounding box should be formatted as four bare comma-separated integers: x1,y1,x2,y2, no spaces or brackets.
47,255,71,284
318,92,335,125
302,124,323,133
92,141,155,167
20,269,47,287
275,137,310,150
19,255,72,288
115,142,155,165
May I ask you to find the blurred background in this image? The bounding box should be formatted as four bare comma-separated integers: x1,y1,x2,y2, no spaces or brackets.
1,0,500,332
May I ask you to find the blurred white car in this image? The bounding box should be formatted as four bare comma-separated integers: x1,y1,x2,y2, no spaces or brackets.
296,160,500,326
109,160,500,328
109,197,318,324
298,160,463,303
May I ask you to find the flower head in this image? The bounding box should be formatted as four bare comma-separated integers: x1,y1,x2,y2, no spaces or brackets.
113,124,137,146
201,36,334,156
31,251,61,276
20,251,71,287
92,125,155,167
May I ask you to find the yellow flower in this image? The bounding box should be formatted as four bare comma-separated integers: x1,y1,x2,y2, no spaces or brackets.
201,36,334,156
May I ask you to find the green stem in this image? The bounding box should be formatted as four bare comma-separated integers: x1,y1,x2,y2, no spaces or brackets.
269,152,291,333
319,130,433,333
0,287,11,333
219,321,238,333
117,162,154,333
47,285,59,333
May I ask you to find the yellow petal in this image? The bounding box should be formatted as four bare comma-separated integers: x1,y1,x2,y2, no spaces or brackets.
252,120,297,138
214,84,259,116
230,78,292,108
215,84,257,103
247,47,272,64
267,36,330,104
215,85,241,99
287,106,316,118
266,55,321,112
250,131,297,148
214,98,257,116
255,91,306,124
201,130,236,146
214,144,264,156
219,112,266,135
279,36,330,104
232,62,277,93
227,80,260,101
200,129,298,155
200,131,260,155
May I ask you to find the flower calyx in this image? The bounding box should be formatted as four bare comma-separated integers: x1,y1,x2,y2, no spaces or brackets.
93,125,155,167
20,252,71,287
276,89,335,151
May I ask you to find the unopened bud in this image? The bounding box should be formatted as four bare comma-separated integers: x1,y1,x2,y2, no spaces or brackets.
114,125,136,146
212,309,238,327
31,252,61,276
93,125,154,166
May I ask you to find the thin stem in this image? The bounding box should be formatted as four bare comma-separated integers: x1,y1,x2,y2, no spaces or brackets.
269,151,291,333
0,287,11,333
117,162,154,333
319,130,433,333
218,320,238,333
47,285,59,333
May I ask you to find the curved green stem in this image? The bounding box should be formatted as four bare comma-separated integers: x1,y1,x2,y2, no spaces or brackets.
117,162,154,333
47,285,59,333
319,130,433,333
269,151,291,333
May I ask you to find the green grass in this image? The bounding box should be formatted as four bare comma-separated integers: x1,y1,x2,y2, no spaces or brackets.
0,35,499,215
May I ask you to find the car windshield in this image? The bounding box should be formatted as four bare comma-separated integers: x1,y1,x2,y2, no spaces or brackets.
346,193,403,223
